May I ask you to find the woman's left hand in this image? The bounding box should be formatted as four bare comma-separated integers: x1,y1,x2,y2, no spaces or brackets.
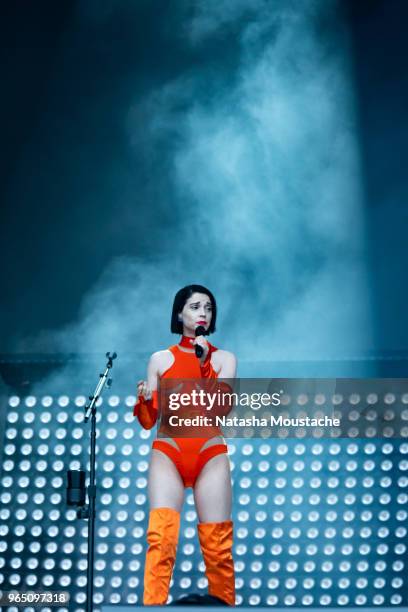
193,334,209,364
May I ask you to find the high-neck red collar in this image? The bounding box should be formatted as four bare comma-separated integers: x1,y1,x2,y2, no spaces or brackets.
179,335,196,348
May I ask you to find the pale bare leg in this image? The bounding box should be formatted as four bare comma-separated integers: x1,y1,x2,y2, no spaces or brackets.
148,449,185,512
193,451,232,523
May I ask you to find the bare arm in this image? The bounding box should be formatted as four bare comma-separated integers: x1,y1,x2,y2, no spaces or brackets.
137,352,160,399
217,351,237,379
134,353,161,429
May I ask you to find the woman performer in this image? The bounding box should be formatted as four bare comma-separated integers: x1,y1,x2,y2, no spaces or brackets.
133,284,237,606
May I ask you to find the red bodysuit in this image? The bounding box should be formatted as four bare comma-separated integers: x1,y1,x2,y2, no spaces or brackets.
134,339,229,488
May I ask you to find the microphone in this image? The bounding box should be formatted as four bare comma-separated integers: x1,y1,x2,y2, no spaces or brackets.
194,325,206,358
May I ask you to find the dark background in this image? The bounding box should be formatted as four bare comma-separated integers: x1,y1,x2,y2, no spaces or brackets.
1,0,407,357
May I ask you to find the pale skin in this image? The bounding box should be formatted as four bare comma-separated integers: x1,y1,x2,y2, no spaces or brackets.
137,292,237,522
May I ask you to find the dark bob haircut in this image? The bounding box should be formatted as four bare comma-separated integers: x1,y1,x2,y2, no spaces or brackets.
171,284,217,335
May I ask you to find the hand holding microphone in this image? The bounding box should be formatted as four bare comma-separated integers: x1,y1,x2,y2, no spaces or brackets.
193,325,209,361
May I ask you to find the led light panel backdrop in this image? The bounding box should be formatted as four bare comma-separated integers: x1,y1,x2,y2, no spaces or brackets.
0,390,407,611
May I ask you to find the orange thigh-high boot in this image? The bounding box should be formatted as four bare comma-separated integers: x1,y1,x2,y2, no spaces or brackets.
197,520,236,606
143,507,181,605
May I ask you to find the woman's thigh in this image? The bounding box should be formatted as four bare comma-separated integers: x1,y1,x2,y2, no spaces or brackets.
193,453,232,523
148,449,185,512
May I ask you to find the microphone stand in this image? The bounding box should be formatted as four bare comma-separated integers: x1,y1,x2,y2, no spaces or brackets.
80,351,117,612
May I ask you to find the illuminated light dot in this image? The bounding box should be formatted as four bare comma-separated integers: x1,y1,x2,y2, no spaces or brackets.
135,493,146,506
181,560,192,572
107,411,118,423
111,559,124,572
288,544,300,556
180,577,192,589
133,510,145,522
297,394,308,406
259,461,270,472
25,396,37,407
256,494,268,505
9,396,20,408
235,544,247,556
306,544,318,557
314,394,326,405
237,511,249,523
24,412,36,424
257,477,269,489
28,542,40,553
33,493,45,504
184,527,195,539
239,494,250,505
22,429,34,440
109,395,120,407
10,558,22,569
26,575,38,586
253,544,265,556
77,551,87,566
7,574,21,586
54,445,65,457
48,512,61,537
289,527,301,539
71,444,82,457
384,393,396,404
241,460,252,473
118,477,130,489
183,544,194,555
255,512,267,523
1,510,10,521
140,428,153,438
36,461,48,472
241,444,253,456
8,412,19,424
135,452,149,472
40,413,52,424
131,543,143,555
41,396,53,407
126,395,136,406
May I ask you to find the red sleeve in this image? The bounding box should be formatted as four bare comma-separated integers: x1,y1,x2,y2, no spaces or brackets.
133,390,158,430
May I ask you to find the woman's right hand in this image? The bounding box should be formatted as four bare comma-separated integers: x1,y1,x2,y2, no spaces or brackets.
137,380,153,401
